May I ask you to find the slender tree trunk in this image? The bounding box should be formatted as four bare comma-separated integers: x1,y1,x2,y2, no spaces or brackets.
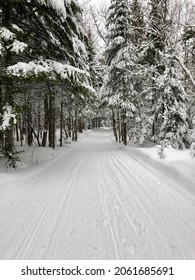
16,122,19,142
2,3,15,154
72,115,75,141
19,117,24,146
78,116,83,133
59,101,63,147
27,107,33,146
68,111,72,138
122,110,127,145
98,117,101,128
112,109,118,142
42,95,49,147
74,109,78,141
4,128,14,154
49,93,55,148
37,103,41,139
118,109,121,143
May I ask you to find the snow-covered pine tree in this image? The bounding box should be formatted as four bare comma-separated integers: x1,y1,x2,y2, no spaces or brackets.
130,0,145,47
142,0,189,148
84,27,100,128
143,0,168,141
154,52,188,149
103,0,137,145
0,0,92,152
182,25,195,138
127,0,149,144
146,0,167,66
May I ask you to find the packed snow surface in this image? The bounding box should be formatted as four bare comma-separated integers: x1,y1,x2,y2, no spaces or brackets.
0,129,195,260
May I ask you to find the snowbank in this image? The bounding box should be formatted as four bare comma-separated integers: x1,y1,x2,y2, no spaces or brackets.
127,140,195,196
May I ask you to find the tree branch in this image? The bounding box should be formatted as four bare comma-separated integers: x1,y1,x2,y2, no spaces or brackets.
175,55,195,89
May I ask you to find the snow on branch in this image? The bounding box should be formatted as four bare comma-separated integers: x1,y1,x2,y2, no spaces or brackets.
0,27,15,41
0,104,16,131
0,27,27,55
38,0,67,19
175,55,195,89
11,40,28,54
7,59,89,82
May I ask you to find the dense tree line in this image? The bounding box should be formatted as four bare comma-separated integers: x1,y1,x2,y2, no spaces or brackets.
102,0,195,148
0,0,97,156
1,0,195,160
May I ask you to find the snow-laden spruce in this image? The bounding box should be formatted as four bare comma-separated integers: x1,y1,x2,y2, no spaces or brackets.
102,0,146,145
153,53,188,149
0,0,93,153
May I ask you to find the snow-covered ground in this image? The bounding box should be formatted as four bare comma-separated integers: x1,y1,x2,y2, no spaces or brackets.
0,129,195,260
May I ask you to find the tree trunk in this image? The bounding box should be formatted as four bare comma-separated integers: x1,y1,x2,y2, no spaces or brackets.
121,111,127,145
19,117,24,147
74,109,78,141
2,3,15,154
49,93,55,148
16,122,19,142
78,116,83,133
118,109,121,143
112,109,118,142
59,101,63,147
4,128,14,154
68,111,72,138
98,117,101,128
27,108,33,146
37,104,41,139
42,95,49,147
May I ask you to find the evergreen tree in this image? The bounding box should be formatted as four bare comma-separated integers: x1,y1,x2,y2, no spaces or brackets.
130,0,145,46
103,0,137,145
182,25,195,133
146,0,168,66
0,0,92,153
143,0,168,140
141,0,189,148
154,52,188,148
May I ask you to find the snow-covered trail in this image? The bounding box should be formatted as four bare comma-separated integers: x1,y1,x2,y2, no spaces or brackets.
0,129,195,260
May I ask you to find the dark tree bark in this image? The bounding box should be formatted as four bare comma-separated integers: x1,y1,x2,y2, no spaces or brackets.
1,2,15,154
42,95,49,147
78,116,83,133
48,93,55,148
112,109,118,142
121,110,127,145
15,122,19,142
73,109,78,141
59,101,63,147
118,110,121,143
27,107,33,146
68,111,72,138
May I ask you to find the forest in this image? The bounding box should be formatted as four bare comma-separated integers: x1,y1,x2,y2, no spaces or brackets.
0,0,195,263
0,0,195,158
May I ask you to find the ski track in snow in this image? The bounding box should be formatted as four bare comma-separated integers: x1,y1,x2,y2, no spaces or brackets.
0,129,195,259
